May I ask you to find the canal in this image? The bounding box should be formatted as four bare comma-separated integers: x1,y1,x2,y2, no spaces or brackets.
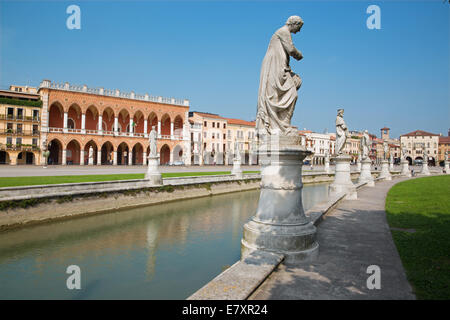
0,183,329,299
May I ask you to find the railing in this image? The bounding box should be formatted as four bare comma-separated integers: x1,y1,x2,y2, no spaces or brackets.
0,144,40,151
1,129,40,136
0,114,40,122
40,80,189,107
46,127,184,140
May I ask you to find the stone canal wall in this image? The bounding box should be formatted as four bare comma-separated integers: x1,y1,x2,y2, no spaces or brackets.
0,175,261,231
0,171,391,231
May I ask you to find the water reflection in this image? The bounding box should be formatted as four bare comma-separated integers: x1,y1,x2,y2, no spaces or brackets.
0,183,328,299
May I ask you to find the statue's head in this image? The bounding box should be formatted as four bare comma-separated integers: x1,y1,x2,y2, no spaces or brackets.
152,126,156,131
286,16,303,34
337,108,344,116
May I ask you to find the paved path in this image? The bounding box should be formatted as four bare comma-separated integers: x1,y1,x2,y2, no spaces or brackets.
249,177,416,300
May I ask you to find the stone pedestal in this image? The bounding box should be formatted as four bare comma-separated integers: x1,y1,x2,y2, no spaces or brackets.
401,160,411,177
241,143,318,264
445,161,450,174
389,161,394,171
324,159,331,174
357,158,374,187
232,158,243,179
356,159,361,172
378,160,392,180
145,156,162,186
88,157,94,166
330,155,357,199
420,161,430,176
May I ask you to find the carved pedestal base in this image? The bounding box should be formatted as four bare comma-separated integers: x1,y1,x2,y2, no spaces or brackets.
357,158,374,187
330,155,357,199
241,144,318,264
324,160,331,174
379,160,392,180
231,158,243,179
445,161,450,175
401,160,411,177
420,162,430,176
145,156,162,186
356,160,361,172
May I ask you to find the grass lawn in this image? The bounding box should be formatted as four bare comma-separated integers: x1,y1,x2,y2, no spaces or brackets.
385,175,450,300
0,171,260,188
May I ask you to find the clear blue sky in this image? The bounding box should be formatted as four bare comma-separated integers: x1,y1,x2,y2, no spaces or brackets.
1,0,448,138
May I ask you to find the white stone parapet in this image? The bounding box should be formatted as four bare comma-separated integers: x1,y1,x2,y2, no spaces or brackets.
39,79,189,107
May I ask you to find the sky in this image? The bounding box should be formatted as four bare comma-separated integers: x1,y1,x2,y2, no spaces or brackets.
0,0,448,138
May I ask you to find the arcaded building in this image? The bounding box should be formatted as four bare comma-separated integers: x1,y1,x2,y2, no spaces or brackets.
38,80,190,166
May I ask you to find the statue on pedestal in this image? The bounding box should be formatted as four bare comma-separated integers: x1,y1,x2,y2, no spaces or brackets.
242,16,319,264
256,16,304,137
335,109,349,155
146,126,162,184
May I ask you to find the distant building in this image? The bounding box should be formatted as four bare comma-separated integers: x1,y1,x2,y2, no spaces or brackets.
400,130,440,166
188,111,257,166
438,133,450,164
0,87,41,165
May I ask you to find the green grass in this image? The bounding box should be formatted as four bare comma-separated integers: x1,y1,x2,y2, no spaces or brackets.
0,171,260,188
385,175,450,300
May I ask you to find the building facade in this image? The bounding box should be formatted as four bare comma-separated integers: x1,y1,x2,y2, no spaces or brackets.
0,87,41,165
400,130,440,165
438,134,450,164
39,80,190,166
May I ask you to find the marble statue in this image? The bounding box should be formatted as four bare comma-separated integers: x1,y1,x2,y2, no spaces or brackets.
383,141,388,160
149,126,157,157
335,109,349,155
88,146,93,160
256,16,304,137
402,146,408,160
234,141,241,161
361,130,370,160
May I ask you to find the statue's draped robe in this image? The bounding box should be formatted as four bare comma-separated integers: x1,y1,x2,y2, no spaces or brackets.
362,133,370,159
149,130,157,157
256,26,302,136
336,116,347,154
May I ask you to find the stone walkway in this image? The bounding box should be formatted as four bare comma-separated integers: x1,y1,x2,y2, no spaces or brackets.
249,177,416,300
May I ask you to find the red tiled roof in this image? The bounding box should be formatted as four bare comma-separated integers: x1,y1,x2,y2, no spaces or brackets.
401,130,439,137
381,127,390,130
191,112,225,120
226,118,255,127
439,136,450,144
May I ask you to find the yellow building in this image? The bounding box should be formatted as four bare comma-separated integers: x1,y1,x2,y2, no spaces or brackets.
0,87,41,165
225,118,256,165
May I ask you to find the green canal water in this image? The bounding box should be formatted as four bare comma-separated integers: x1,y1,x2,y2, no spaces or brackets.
0,183,329,299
